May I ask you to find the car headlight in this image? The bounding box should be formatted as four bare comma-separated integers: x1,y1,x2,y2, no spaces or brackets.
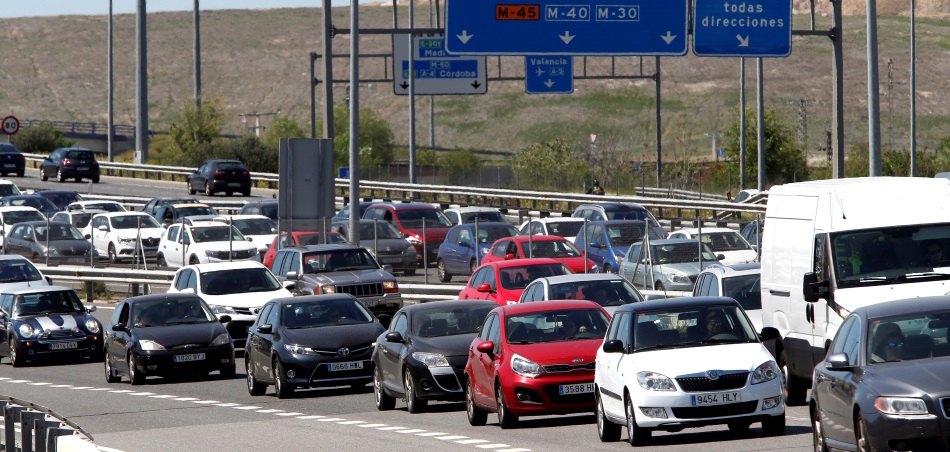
405,235,423,245
412,352,450,367
46,248,60,255
138,340,166,351
320,285,336,294
205,250,224,258
118,237,135,244
18,324,35,338
637,371,676,391
751,361,780,385
480,247,490,255
667,273,691,284
208,304,237,315
837,306,851,318
85,319,100,334
382,280,398,293
249,248,258,255
875,397,929,415
210,333,231,347
284,344,317,355
510,353,542,378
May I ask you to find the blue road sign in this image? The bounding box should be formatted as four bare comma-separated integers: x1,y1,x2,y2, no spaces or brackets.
445,0,688,56
393,33,487,95
339,167,349,179
525,56,574,94
692,0,792,57
717,148,725,159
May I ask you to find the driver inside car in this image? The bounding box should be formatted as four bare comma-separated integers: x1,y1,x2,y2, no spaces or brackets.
703,310,727,339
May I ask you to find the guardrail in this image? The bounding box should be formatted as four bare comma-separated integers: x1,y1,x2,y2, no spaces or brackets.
1,396,97,452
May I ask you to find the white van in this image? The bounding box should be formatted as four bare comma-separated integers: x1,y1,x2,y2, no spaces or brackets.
760,177,950,405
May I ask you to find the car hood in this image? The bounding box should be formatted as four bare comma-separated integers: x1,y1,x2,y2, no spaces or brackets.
509,339,602,365
47,240,93,250
0,280,49,292
412,333,479,358
716,249,759,265
199,241,258,251
281,322,385,348
629,342,774,376
363,239,413,253
201,288,293,308
555,256,592,273
404,227,449,242
303,268,394,285
611,244,630,257
862,358,950,396
134,322,228,347
652,261,721,276
21,312,96,333
246,234,277,249
112,227,165,240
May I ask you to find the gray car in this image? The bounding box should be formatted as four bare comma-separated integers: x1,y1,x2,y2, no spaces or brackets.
618,238,722,292
3,221,93,263
330,220,417,276
517,273,644,315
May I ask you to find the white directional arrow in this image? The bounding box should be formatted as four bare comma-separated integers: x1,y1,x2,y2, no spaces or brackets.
660,31,677,44
457,30,473,44
736,35,750,47
536,67,545,77
559,31,575,45
544,79,555,88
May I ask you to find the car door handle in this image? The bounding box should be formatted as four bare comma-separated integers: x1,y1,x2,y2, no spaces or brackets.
769,290,791,297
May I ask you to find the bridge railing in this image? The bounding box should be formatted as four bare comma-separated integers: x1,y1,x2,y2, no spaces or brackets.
1,396,98,452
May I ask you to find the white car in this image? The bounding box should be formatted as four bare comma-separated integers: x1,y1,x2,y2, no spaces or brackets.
0,180,22,197
667,227,758,265
209,215,276,258
594,297,784,445
518,217,587,243
443,206,509,225
88,212,166,263
157,219,258,268
67,200,127,212
0,255,49,291
167,261,293,348
0,207,46,247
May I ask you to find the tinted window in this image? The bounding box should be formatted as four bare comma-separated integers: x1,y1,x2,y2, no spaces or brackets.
722,274,760,310
175,269,192,290
479,314,497,340
506,308,609,343
200,267,281,295
395,209,452,228
281,299,374,328
256,304,274,327
65,150,95,160
111,215,162,229
391,313,409,336
14,290,85,316
0,260,43,283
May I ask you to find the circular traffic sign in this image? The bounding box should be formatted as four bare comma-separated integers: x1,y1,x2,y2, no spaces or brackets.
1,116,19,135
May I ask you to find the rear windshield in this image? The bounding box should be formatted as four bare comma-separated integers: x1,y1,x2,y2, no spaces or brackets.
0,185,21,197
65,150,95,160
216,162,247,170
177,206,215,217
546,221,584,238
397,209,452,228
2,210,45,225
498,263,571,290
461,212,508,224
111,215,162,229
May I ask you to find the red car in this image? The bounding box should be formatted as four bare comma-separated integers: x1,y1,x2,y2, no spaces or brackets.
362,203,453,267
482,235,596,274
465,300,610,429
262,231,346,268
459,258,572,306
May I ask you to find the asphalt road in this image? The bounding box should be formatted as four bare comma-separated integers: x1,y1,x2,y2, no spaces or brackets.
0,307,814,452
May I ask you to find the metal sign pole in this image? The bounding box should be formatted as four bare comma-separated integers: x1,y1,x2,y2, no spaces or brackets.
229,217,233,262
45,216,50,266
422,221,428,284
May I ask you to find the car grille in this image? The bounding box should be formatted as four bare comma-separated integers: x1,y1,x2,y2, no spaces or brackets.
170,343,205,350
57,248,88,257
142,238,160,247
311,343,374,358
542,383,596,405
941,397,950,418
233,307,263,316
231,249,256,259
336,283,383,298
671,401,758,419
676,372,749,392
41,330,81,339
542,362,596,373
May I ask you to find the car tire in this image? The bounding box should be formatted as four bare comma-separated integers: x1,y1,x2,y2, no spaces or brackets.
128,354,144,385
16,171,24,178
189,256,201,266
762,415,786,436
74,177,81,183
226,191,233,197
90,347,105,362
779,348,807,406
374,365,395,410
31,253,40,262
437,259,452,283
188,184,196,195
273,358,294,399
92,176,100,184
596,390,621,442
402,268,416,277
104,348,120,383
246,356,266,396
206,182,214,197
57,168,66,182
604,264,613,273
40,169,48,182
812,404,828,452
157,255,167,267
728,421,751,436
9,338,23,367
466,378,487,426
242,189,251,197
470,259,478,275
220,364,236,379
496,383,518,429
108,243,119,264
855,414,870,452
625,394,651,446
404,368,427,414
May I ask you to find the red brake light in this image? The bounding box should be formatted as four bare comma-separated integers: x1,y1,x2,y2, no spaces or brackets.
243,171,251,178
15,155,24,161
214,171,224,177
62,159,72,166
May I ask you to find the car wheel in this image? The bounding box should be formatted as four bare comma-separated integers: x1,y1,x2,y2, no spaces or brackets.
104,348,120,383
437,259,452,283
728,421,751,436
108,243,119,264
603,264,613,273
812,405,828,452
189,256,201,266
31,253,40,262
466,378,487,426
9,338,23,367
92,176,100,184
246,356,266,396
596,390,621,442
57,168,66,182
654,282,665,291
74,177,81,183
404,368,427,414
128,354,144,385
402,268,416,277
470,259,478,275
625,394,651,446
273,358,294,399
157,254,167,267
855,414,870,452
779,348,807,406
762,415,785,436
374,365,395,410
40,169,48,181
188,184,196,195
16,171,24,178
220,363,236,379
495,383,518,429
242,189,251,197
205,182,214,196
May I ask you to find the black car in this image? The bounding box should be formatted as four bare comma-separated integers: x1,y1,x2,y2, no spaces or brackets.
40,147,100,183
811,296,950,452
141,197,200,216
37,190,83,211
0,195,59,218
188,160,251,197
103,293,235,385
373,299,496,413
0,143,25,177
153,203,216,226
240,199,277,221
0,286,104,367
245,294,386,399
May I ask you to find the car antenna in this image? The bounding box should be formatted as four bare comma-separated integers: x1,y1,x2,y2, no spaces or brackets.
836,197,847,220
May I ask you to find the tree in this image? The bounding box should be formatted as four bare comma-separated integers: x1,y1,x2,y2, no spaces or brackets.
11,123,73,154
167,97,226,167
721,109,807,186
332,106,395,168
513,139,587,191
262,116,306,152
440,149,482,183
216,135,276,173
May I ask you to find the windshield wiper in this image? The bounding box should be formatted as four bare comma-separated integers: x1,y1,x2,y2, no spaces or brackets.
899,272,950,280
333,266,366,272
857,276,893,283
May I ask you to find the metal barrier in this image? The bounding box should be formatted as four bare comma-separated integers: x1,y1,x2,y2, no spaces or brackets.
0,396,96,452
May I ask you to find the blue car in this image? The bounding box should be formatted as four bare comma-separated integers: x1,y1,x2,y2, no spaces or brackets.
572,202,667,238
436,222,519,282
573,220,663,273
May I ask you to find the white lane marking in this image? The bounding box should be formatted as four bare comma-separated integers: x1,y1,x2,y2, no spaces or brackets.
71,386,95,390
456,439,489,444
173,397,198,401
476,445,510,449
357,423,387,428
29,382,52,386
0,377,10,381
233,406,261,410
436,435,469,441
377,426,409,431
255,409,282,413
97,447,129,452
337,420,365,425
396,429,427,434
495,449,532,452
128,391,153,396
192,400,219,404
317,418,346,422
52,384,74,388
416,432,449,437
297,415,325,419
7,380,30,383
214,403,239,407
89,388,111,391
109,390,133,393
274,412,304,417
149,395,178,399
788,416,809,422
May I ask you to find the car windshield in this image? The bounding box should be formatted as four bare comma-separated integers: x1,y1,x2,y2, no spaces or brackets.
7,198,55,212
303,249,379,272
0,261,44,283
698,231,752,252
506,308,609,344
498,263,571,290
14,291,85,316
650,242,719,264
476,225,519,244
131,298,216,327
550,280,643,306
412,304,495,337
200,267,281,295
461,212,507,223
280,299,374,328
190,226,245,243
545,221,584,238
722,274,761,310
2,210,44,225
606,209,651,221
524,239,581,258
358,222,403,240
632,305,758,351
602,222,663,247
230,218,276,236
111,215,162,229
65,150,94,160
260,204,277,219
41,192,82,209
70,213,94,229
831,224,950,287
0,185,21,197
867,310,950,364
85,202,125,212
398,209,452,228
177,206,215,217
34,224,84,241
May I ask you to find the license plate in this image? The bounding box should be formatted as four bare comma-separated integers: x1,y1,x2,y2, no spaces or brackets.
173,353,206,363
3,164,14,168
558,382,595,395
691,392,741,406
78,167,89,171
381,256,402,263
228,182,241,187
49,342,78,350
328,361,363,372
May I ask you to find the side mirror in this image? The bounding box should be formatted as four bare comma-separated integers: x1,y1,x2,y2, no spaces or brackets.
504,253,515,260
182,238,191,245
716,254,726,261
44,276,53,285
256,324,272,334
475,340,495,354
602,339,625,354
385,332,404,343
219,315,232,324
97,225,108,232
590,241,605,249
246,237,253,242
459,240,472,248
86,305,97,313
802,272,829,302
759,327,781,342
23,236,33,242
286,271,300,281
476,283,493,293
381,264,394,273
180,288,196,295
825,352,852,370
111,323,127,332
84,234,91,240
281,280,296,290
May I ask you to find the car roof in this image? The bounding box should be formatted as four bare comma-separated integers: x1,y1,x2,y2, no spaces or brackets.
613,296,740,314
504,235,567,243
184,261,269,273
578,203,647,211
37,190,79,195
282,244,364,252
206,159,243,164
533,273,627,285
212,215,271,221
124,293,205,304
3,195,45,199
855,296,950,318
369,202,439,210
481,257,563,268
173,203,210,208
522,217,585,223
399,299,498,314
0,206,41,212
18,221,72,227
244,199,277,206
4,285,75,296
0,254,35,262
446,206,502,213
96,211,152,218
500,299,602,315
65,209,107,215
585,219,648,226
453,222,513,230
641,238,698,246
674,227,738,234
698,263,761,277
267,294,361,305
0,180,17,185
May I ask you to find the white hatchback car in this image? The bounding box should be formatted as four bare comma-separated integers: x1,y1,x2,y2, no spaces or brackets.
208,215,276,258
518,217,587,243
87,212,166,263
666,227,758,265
157,220,258,268
67,200,127,213
0,206,45,247
594,297,784,445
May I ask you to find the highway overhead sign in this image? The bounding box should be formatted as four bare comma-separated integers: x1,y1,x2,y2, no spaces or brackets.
1,116,19,135
692,0,793,57
445,0,688,56
393,33,488,95
525,56,574,94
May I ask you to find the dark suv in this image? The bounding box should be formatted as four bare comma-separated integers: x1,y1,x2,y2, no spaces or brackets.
187,160,252,197
40,148,100,183
0,143,25,177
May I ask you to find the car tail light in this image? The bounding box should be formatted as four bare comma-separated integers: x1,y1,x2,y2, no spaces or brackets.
62,159,73,166
15,155,24,161
243,171,251,178
214,171,224,177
